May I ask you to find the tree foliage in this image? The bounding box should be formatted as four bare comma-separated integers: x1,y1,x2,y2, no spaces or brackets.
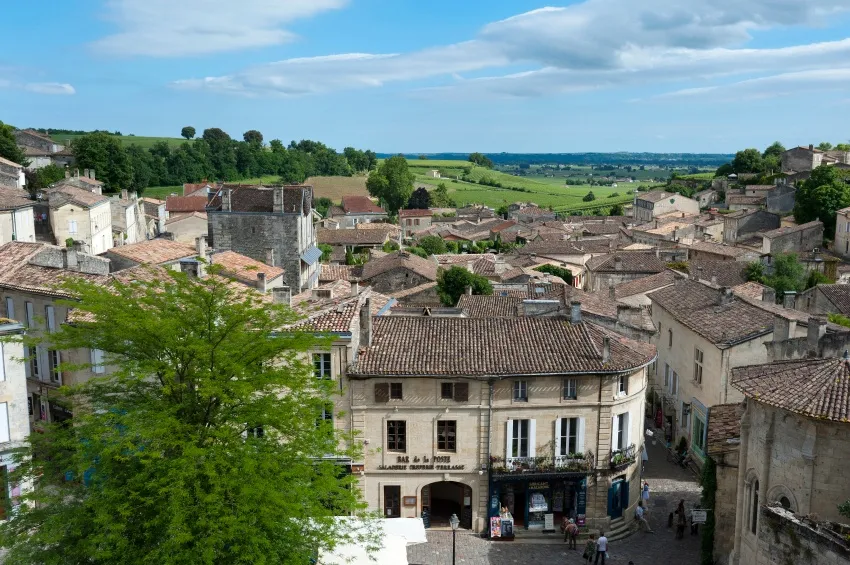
407,187,431,210
750,253,808,297
793,165,850,238
609,203,624,216
243,130,263,146
533,264,574,285
467,152,493,169
762,141,785,159
732,148,764,173
817,142,834,151
0,121,27,166
437,265,493,306
0,269,366,564
582,191,596,202
366,155,414,215
714,163,734,177
24,164,66,191
700,457,717,565
71,132,134,192
430,183,455,207
180,126,196,140
417,235,447,256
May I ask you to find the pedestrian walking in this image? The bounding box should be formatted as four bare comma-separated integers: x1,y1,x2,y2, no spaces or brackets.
635,500,654,533
641,482,650,506
675,499,686,540
583,534,596,564
594,531,608,564
564,518,579,549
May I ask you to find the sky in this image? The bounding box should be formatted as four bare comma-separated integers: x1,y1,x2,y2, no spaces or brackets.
2,0,850,154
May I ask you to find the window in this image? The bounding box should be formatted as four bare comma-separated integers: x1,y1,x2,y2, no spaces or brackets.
28,347,39,379
671,371,679,395
668,329,673,347
750,480,759,534
441,383,454,400
437,420,456,451
613,413,629,451
247,426,264,438
557,417,580,455
48,350,61,383
390,383,403,400
664,363,671,388
692,414,706,453
414,218,420,226
513,380,528,402
387,420,406,451
67,220,77,234
25,302,33,328
0,403,8,443
562,378,577,400
694,348,704,384
509,419,530,458
406,219,412,226
4,298,13,320
617,375,628,396
90,349,105,374
313,353,332,379
45,306,56,333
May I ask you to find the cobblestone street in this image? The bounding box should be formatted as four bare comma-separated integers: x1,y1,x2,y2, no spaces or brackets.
408,419,703,565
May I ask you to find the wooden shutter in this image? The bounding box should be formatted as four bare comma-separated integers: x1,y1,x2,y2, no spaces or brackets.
454,382,469,402
528,419,537,458
0,403,9,443
554,418,563,457
375,383,389,403
506,420,513,458
577,417,586,453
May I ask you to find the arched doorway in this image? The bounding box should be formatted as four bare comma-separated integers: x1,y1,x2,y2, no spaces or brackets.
422,481,472,529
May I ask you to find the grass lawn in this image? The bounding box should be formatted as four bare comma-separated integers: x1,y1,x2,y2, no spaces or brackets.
50,134,188,150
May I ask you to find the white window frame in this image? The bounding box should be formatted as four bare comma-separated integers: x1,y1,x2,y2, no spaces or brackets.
49,349,61,384
4,298,13,320
45,306,56,333
25,302,34,328
562,378,577,400
612,412,630,452
671,370,679,395
694,348,704,384
506,419,534,459
90,349,105,374
555,417,585,457
617,375,628,397
313,352,332,379
513,380,528,402
0,343,5,382
68,219,78,234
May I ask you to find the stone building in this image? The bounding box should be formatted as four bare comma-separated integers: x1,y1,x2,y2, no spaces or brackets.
633,191,699,223
346,313,656,534
834,206,850,258
164,212,208,244
13,130,74,170
749,506,850,565
761,221,824,255
46,185,113,255
722,209,781,244
358,251,438,294
585,252,667,291
705,402,744,564
0,188,36,244
399,209,433,238
103,237,196,272
140,197,167,238
686,240,759,262
329,195,388,227
0,156,25,190
781,145,825,173
797,284,850,317
110,190,146,246
730,356,850,564
0,319,30,517
207,185,320,292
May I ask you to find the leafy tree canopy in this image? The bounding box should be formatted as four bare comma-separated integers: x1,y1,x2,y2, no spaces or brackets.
582,191,596,202
713,163,734,177
467,152,494,169
533,264,573,285
0,269,366,564
180,126,196,140
437,265,493,306
609,203,624,216
243,130,264,145
417,235,447,256
0,121,28,167
732,148,764,173
762,141,785,159
817,142,834,151
793,164,850,238
71,132,133,192
431,183,455,208
366,155,414,215
748,253,813,298
407,187,431,210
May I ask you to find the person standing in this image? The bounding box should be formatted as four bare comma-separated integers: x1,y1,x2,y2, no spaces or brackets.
564,518,579,549
583,534,596,564
635,501,654,533
675,500,686,540
595,531,608,564
641,482,650,508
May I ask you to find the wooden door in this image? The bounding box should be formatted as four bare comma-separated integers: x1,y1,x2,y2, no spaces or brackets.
384,485,401,518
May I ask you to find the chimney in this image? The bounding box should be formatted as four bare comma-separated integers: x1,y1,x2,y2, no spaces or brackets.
257,272,267,293
272,286,291,307
608,285,616,300
782,291,796,309
762,287,776,304
613,256,622,271
90,169,95,181
806,317,827,353
570,300,582,324
351,282,360,297
265,248,276,267
64,168,70,179
121,189,128,201
222,189,232,212
772,314,795,342
681,212,685,218
273,186,285,213
466,261,475,273
61,248,78,270
360,297,372,347
697,266,704,281
710,275,717,287
465,285,473,296
719,287,733,306
602,336,611,364
616,304,631,325
84,168,90,179
808,144,814,151
495,257,506,275
195,236,206,260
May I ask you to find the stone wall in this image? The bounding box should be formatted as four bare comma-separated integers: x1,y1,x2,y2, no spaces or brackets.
723,210,780,243
13,130,57,153
712,449,740,564
764,223,824,255
0,161,21,188
750,506,850,565
765,184,797,215
781,147,822,173
365,267,433,294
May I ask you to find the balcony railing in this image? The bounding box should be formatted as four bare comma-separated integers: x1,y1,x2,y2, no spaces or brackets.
609,444,637,470
489,453,594,475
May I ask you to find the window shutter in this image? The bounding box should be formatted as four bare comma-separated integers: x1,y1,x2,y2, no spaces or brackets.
454,382,469,402
25,302,33,327
612,416,619,451
46,306,55,332
554,418,562,458
577,417,586,453
623,413,631,447
506,420,513,458
0,343,4,382
374,383,389,403
528,419,537,459
0,403,9,443
4,298,13,320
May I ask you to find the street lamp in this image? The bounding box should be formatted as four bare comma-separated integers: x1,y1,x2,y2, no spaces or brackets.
449,513,459,565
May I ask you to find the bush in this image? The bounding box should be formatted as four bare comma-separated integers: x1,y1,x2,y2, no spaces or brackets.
418,236,448,256
607,192,620,198
582,192,596,202
533,264,574,285
437,266,493,306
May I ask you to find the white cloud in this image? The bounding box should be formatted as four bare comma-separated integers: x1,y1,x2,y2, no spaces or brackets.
92,0,348,57
173,0,850,97
654,68,850,100
24,82,76,95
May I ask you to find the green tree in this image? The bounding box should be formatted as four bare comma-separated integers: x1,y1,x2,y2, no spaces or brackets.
714,163,734,177
836,143,850,152
418,235,447,256
71,132,133,192
496,204,509,218
610,203,624,216
202,128,238,180
0,121,27,166
744,261,765,284
407,187,431,209
700,457,717,565
365,155,414,215
817,142,834,151
28,164,65,190
764,253,806,296
582,191,596,202
0,269,365,563
533,264,573,285
180,126,196,140
839,500,850,520
762,141,786,159
431,183,455,207
437,265,493,306
732,148,764,173
467,152,494,169
319,243,333,262
793,165,850,238
314,197,332,218
805,270,830,289
343,147,368,172
243,130,263,146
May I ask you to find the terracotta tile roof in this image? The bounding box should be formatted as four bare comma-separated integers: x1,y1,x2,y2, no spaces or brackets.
434,253,496,265
816,284,850,315
586,252,667,274
207,185,312,214
687,260,748,287
209,250,284,283
0,187,33,210
457,294,523,317
46,185,109,208
648,279,775,348
706,403,744,455
293,288,390,333
638,191,683,203
731,281,769,301
582,222,624,236
490,220,518,233
166,195,209,213
762,221,823,240
726,195,766,205
0,242,111,298
141,197,164,205
319,264,357,283
342,195,385,214
399,209,433,218
732,358,850,422
520,239,613,257
514,206,554,217
389,281,438,299
108,239,195,265
360,251,438,282
745,185,778,191
350,317,656,377
317,228,391,246
0,156,22,168
614,271,678,298
165,211,207,225
687,240,752,258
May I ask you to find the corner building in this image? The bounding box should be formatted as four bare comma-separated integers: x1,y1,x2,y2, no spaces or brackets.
347,314,655,533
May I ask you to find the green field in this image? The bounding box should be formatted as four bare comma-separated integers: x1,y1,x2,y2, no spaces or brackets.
143,175,283,200
50,134,188,149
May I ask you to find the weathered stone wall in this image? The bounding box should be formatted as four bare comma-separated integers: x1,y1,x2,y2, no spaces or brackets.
712,449,740,564
364,267,433,294
13,130,57,153
746,506,850,565
765,184,797,215
764,223,824,255
723,210,780,243
782,148,822,173
590,271,654,292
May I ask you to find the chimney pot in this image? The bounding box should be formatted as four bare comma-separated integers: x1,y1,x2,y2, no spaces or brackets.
602,335,611,364
608,285,616,300
360,298,372,347
90,169,95,181
351,282,360,297
762,287,776,304
195,236,206,260
809,144,814,151
807,316,827,354
265,248,276,267
257,272,267,293
465,285,473,296
121,189,128,201
782,291,796,310
570,300,582,324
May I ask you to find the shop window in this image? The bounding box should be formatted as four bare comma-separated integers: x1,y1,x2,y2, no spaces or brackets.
313,353,332,379
387,420,406,452
437,420,456,451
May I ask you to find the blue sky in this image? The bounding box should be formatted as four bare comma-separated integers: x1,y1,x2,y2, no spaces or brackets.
2,0,849,154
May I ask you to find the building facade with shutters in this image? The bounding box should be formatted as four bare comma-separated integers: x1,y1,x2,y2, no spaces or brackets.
346,312,656,534
0,319,30,519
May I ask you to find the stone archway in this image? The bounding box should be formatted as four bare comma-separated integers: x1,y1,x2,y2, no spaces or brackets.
421,481,472,529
